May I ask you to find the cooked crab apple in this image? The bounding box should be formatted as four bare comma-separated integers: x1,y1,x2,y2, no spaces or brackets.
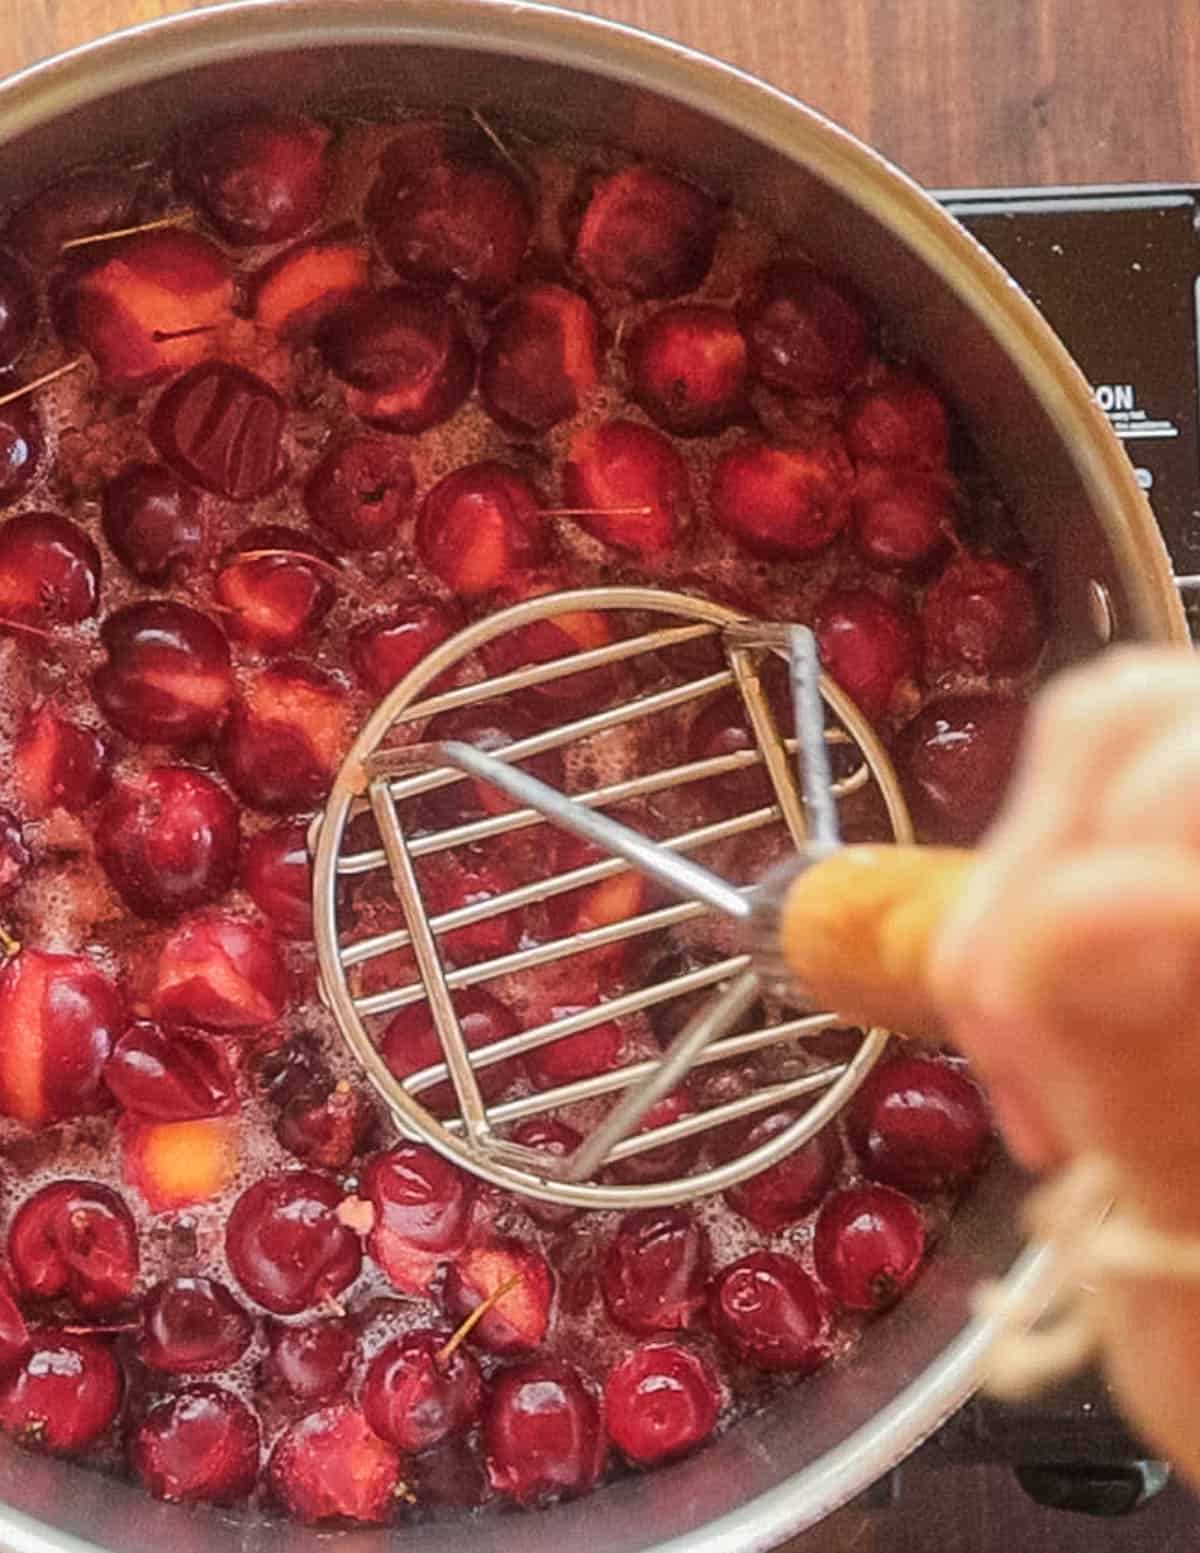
574,165,718,299
710,438,853,559
813,1183,927,1311
361,1328,483,1453
420,701,566,824
304,435,416,552
274,1078,376,1170
264,1317,358,1403
226,1171,363,1316
417,847,523,967
269,1403,403,1524
0,249,37,374
442,1241,554,1356
921,553,1044,675
350,596,463,697
104,1020,236,1122
852,463,953,573
151,360,288,502
627,303,748,436
0,402,41,508
9,1180,139,1312
814,586,921,722
139,1276,253,1375
740,259,871,394
484,1360,604,1505
601,1208,710,1333
131,1384,260,1505
251,227,369,339
607,1087,701,1185
102,463,204,584
480,283,601,434
180,112,333,246
603,1340,721,1466
0,1332,122,1454
479,575,616,707
63,229,234,391
214,525,336,651
152,909,287,1032
361,1142,476,1297
6,164,136,265
896,693,1027,843
240,822,314,940
843,371,951,467
92,601,235,745
847,1055,991,1195
416,461,547,597
563,418,692,558
97,766,239,919
218,662,350,812
380,988,520,1116
0,512,101,629
722,1110,842,1232
0,949,123,1126
708,1251,832,1373
13,702,108,816
524,1007,624,1090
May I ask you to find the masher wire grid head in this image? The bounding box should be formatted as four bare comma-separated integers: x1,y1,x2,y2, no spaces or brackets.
311,586,914,1209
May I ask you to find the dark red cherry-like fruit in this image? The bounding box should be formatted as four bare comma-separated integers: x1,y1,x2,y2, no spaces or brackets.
0,810,28,899
507,1116,583,1230
9,1180,138,1313
421,701,566,823
443,1241,554,1356
480,283,601,434
711,438,853,559
844,371,951,467
852,462,954,574
604,1340,721,1466
102,463,204,584
153,909,287,1032
361,1142,476,1296
0,250,36,374
0,512,101,628
574,165,718,299
601,1208,710,1334
251,226,369,338
321,287,474,433
417,461,547,597
218,662,350,812
0,402,41,508
685,685,786,813
6,166,136,265
0,1273,29,1376
226,1170,362,1315
350,596,463,698
709,1252,832,1373
722,1110,842,1232
180,112,333,246
813,1183,926,1311
627,303,748,436
524,1008,623,1091
608,1088,701,1185
0,949,123,1126
265,1316,358,1403
896,693,1027,843
103,1020,237,1121
847,1056,991,1195
138,1276,253,1374
215,524,336,650
269,1403,403,1524
921,553,1044,676
741,259,871,394
380,988,520,1116
814,586,921,721
96,766,239,919
0,1333,122,1453
417,847,522,967
563,418,692,558
151,360,287,501
304,436,415,552
479,574,617,708
240,822,313,940
485,1359,604,1505
366,123,533,298
13,702,108,816
131,1383,260,1504
93,602,234,745
361,1327,482,1453
275,1078,376,1170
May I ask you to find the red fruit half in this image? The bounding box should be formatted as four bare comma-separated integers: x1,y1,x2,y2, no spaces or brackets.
896,693,1027,843
269,1404,403,1524
92,602,234,745
103,1020,237,1121
843,371,951,467
627,303,748,435
304,436,416,552
153,909,287,1032
380,988,520,1116
484,1359,604,1505
9,1181,138,1313
361,1328,482,1453
251,227,369,339
0,1333,122,1454
601,1208,710,1333
708,1251,832,1373
740,259,871,394
442,1240,554,1355
151,361,287,501
361,1142,475,1296
131,1384,260,1504
96,765,239,919
218,662,350,813
814,586,921,722
921,553,1044,675
710,438,853,559
138,1276,254,1374
214,524,336,651
321,288,474,433
0,950,122,1127
480,283,601,434
563,418,691,558
0,512,101,628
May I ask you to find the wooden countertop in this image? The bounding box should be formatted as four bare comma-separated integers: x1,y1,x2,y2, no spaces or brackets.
5,0,1200,189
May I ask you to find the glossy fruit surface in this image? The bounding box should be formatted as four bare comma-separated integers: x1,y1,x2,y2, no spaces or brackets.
485,1359,604,1505
92,602,234,746
151,361,287,501
9,1180,138,1312
0,950,123,1126
847,1056,991,1194
226,1170,362,1315
153,909,287,1032
131,1384,260,1504
269,1404,403,1524
180,112,332,245
741,259,870,394
603,1340,721,1465
361,1328,482,1452
710,439,852,559
417,461,546,596
304,436,415,552
708,1251,831,1373
480,283,601,433
601,1209,710,1333
723,1111,842,1232
0,512,101,628
265,1317,358,1403
102,463,204,584
362,1142,475,1296
574,166,718,299
442,1240,554,1355
96,766,239,919
814,586,920,721
103,1020,237,1122
563,419,691,558
0,1333,122,1453
813,1184,926,1311
896,693,1027,842
138,1276,253,1374
627,303,747,435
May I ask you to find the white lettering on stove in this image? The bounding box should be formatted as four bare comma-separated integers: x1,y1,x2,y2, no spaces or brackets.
1094,383,1135,411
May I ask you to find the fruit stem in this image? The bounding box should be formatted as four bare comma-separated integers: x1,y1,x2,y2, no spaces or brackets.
60,212,192,252
0,357,86,409
436,1272,522,1367
0,926,19,960
544,506,653,518
468,108,528,182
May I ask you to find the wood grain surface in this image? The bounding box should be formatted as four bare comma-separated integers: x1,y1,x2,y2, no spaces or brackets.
4,1,1200,1548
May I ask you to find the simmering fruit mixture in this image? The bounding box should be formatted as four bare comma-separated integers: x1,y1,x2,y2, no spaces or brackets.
0,107,1043,1522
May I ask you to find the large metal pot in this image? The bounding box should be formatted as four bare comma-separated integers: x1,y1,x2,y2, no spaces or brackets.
0,4,1186,1551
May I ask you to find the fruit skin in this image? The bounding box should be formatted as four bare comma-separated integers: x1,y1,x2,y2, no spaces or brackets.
274,1078,376,1171
847,1055,991,1195
63,229,234,391
574,165,719,299
350,596,463,698
218,662,350,813
138,1276,254,1374
96,766,240,920
524,1010,623,1091
92,602,234,746
152,908,287,1033
131,1383,260,1505
607,1087,700,1186
710,438,853,559
843,371,951,468
214,524,336,652
852,463,953,574
251,227,369,338
5,166,136,266
225,1170,363,1316
0,949,123,1127
122,1116,239,1212
480,282,602,434
0,511,102,628
740,259,871,394
304,435,415,552
0,1332,122,1454
813,1183,927,1311
814,586,921,722
507,1116,582,1230
603,1340,721,1466
361,1328,482,1453
151,360,288,502
361,1142,476,1297
101,462,204,585
484,1359,605,1506
264,1316,358,1403
722,1110,842,1232
8,1180,138,1313
380,988,520,1116
268,1403,404,1524
180,112,333,246
442,1240,555,1355
0,249,37,374
417,460,547,597
103,1020,236,1122
601,1208,710,1334
708,1250,832,1373
896,693,1027,843
0,1273,30,1377
563,418,692,558
921,553,1044,676
13,702,108,817
626,303,748,436
240,822,313,940
0,401,41,508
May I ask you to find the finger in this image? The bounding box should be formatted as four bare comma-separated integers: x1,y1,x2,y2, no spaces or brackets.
1096,714,1200,846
